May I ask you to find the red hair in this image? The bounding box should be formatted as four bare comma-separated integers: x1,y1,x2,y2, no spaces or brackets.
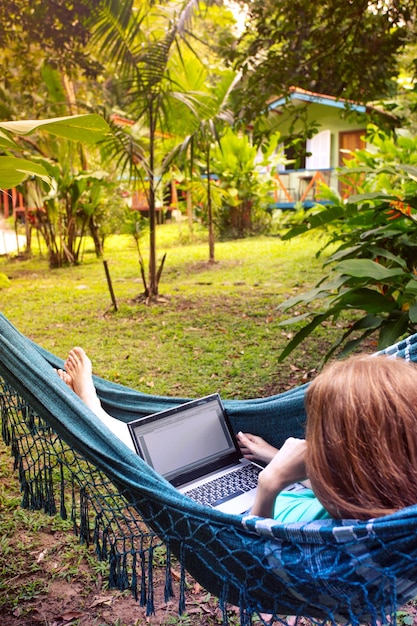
305,355,417,519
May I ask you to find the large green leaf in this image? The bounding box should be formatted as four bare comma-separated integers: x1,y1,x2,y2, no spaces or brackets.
336,259,405,281
279,275,348,311
396,164,417,178
0,114,109,144
348,191,398,203
369,247,408,269
336,287,398,314
378,313,410,348
278,311,336,361
409,301,417,323
0,156,51,188
326,314,383,361
0,114,110,189
282,204,347,240
327,245,364,263
404,278,417,297
281,224,309,239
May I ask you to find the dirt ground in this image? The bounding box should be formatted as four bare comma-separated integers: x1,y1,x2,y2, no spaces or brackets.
0,422,272,626
3,570,235,626
0,485,255,626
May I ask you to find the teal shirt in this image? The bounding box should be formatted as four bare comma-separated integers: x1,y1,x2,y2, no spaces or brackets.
273,485,331,523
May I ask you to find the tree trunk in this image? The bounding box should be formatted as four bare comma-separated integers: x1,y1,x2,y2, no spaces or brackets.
89,216,103,257
148,102,158,297
23,205,32,255
186,188,193,232
206,146,215,263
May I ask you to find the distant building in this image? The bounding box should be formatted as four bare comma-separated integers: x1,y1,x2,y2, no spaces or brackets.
267,87,397,209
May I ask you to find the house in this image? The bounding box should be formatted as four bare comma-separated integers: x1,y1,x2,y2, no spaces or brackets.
267,87,397,209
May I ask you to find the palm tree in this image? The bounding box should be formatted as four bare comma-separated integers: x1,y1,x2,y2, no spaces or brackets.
90,0,211,300
168,69,239,262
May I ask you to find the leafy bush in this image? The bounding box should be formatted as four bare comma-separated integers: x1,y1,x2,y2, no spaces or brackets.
278,126,417,361
210,129,283,238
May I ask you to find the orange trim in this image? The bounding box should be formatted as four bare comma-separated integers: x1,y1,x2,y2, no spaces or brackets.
273,174,294,203
2,190,10,218
300,171,326,202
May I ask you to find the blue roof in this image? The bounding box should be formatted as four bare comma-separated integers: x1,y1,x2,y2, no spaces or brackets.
269,89,366,113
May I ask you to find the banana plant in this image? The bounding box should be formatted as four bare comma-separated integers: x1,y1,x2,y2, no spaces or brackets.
0,114,109,188
211,128,283,239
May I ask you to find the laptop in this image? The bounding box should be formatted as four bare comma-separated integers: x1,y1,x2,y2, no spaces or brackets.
127,393,262,514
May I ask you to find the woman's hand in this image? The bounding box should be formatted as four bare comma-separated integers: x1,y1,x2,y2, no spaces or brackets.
250,437,307,519
236,431,278,464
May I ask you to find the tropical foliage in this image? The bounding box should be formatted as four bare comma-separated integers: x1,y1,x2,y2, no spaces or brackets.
210,128,283,238
0,115,108,187
0,0,99,83
0,114,110,266
89,0,238,297
230,0,414,120
166,68,238,262
4,0,417,309
278,127,417,361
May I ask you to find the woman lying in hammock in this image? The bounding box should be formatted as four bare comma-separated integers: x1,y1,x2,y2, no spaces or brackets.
58,349,417,523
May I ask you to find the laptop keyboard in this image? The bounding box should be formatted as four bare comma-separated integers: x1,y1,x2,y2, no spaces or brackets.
184,464,260,508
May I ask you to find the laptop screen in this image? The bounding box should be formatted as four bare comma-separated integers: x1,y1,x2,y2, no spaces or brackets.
128,394,240,486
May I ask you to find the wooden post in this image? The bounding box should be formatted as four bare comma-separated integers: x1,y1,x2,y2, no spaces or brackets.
103,260,118,312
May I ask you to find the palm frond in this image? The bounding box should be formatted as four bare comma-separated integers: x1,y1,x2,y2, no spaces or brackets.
176,0,202,35
90,0,146,75
97,111,150,179
135,34,175,95
132,0,202,95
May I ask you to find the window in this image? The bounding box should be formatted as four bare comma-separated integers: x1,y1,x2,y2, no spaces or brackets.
278,140,307,171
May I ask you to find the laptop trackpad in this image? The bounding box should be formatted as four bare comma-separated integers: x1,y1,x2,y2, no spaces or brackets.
214,488,257,514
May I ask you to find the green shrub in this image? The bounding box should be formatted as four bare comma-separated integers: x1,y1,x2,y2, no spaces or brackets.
279,125,417,361
210,128,282,238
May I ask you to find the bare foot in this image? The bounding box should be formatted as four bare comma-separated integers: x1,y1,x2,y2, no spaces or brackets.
236,432,278,464
62,347,135,451
56,368,74,391
55,360,94,399
64,347,102,415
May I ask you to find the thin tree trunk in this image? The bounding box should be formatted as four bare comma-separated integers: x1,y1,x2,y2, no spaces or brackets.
206,145,215,263
23,205,32,254
89,216,103,257
186,144,194,232
62,73,89,171
186,189,193,232
148,102,158,297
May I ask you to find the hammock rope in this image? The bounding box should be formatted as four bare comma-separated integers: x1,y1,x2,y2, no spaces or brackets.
1,311,417,625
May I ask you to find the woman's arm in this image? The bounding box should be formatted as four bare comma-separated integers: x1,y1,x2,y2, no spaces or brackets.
250,438,307,518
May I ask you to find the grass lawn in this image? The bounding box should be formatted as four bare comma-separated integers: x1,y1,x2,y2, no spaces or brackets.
0,224,348,398
0,224,384,625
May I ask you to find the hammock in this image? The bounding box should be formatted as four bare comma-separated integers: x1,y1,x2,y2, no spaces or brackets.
1,311,417,626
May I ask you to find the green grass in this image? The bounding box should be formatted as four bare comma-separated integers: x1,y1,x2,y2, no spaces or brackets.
0,225,337,397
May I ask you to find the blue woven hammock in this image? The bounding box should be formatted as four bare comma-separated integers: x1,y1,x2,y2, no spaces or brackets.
1,310,417,625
